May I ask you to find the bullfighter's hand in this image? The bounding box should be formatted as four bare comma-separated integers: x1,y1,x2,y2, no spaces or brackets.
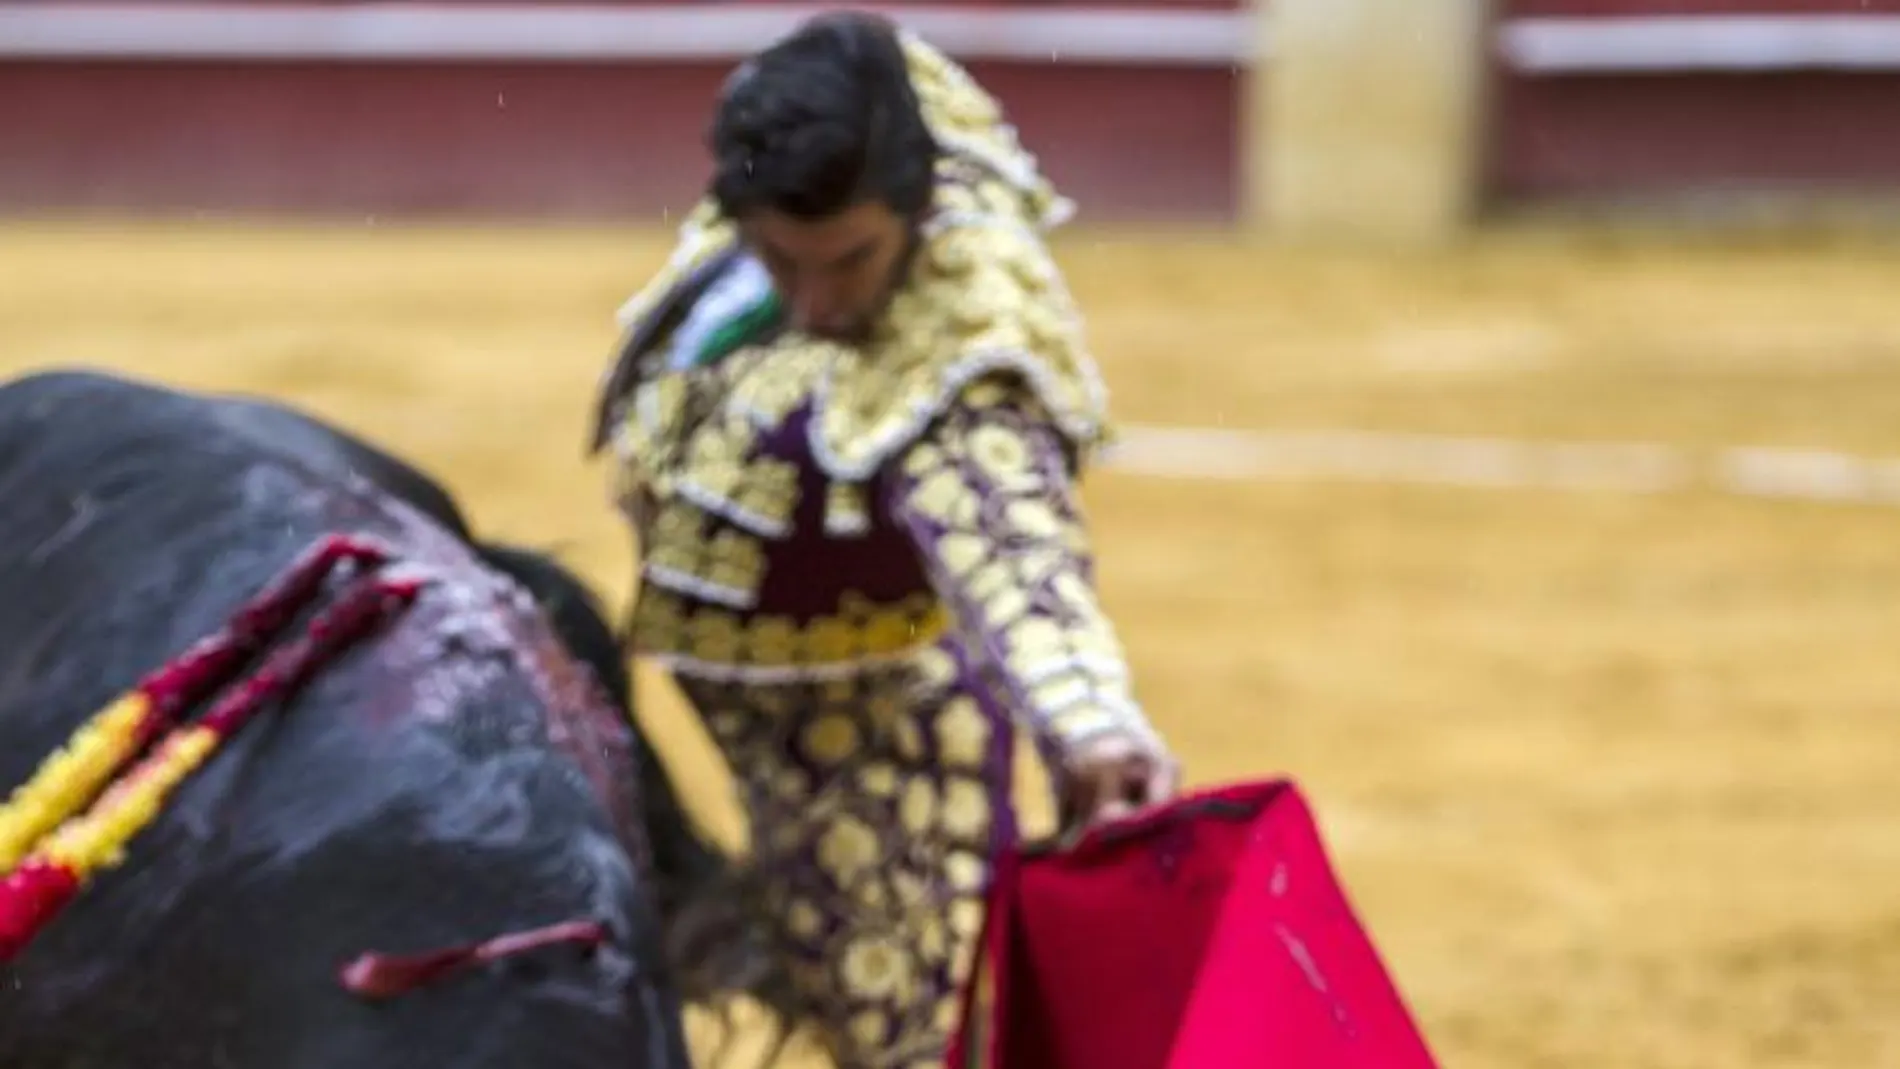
1057,727,1180,836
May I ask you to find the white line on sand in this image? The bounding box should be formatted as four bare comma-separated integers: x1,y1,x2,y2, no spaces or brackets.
1103,425,1900,508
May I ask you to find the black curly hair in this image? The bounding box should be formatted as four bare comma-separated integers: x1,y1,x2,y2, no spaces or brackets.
707,11,938,221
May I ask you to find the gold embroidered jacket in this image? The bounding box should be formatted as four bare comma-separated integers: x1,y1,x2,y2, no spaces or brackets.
590,32,1161,754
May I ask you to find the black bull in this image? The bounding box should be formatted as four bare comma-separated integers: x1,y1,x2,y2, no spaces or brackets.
0,369,781,1068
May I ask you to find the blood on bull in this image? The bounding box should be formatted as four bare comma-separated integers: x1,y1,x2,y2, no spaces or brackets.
0,369,785,1069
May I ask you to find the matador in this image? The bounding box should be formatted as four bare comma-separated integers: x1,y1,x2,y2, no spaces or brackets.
588,14,1181,1067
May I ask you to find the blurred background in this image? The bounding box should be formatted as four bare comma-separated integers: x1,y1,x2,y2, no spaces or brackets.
3,1,1899,1066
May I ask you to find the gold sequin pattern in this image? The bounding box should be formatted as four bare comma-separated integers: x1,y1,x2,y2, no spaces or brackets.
678,649,1008,1069
631,587,950,675
888,377,1153,752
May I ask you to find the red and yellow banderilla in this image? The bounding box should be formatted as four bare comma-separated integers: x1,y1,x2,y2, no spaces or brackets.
0,533,424,963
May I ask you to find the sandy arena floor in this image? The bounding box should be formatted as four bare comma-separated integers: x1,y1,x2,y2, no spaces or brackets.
1,221,1896,1069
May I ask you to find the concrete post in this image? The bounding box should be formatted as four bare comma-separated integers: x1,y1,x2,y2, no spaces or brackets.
1245,0,1495,242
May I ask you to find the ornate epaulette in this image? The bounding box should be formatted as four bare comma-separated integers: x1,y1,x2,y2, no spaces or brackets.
809,205,1112,483
587,202,739,455
899,29,1075,231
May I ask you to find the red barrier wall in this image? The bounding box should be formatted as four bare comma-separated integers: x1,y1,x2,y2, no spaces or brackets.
1487,0,1900,203
0,58,1238,221
4,1,1900,220
1489,72,1900,202
1508,0,1900,14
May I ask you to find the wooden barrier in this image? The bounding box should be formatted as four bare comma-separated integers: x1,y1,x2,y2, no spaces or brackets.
3,1,1900,227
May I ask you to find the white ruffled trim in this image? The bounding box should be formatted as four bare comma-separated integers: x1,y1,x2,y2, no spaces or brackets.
1031,675,1096,715
808,344,1111,482
1052,703,1165,752
823,506,872,539
645,644,937,684
932,130,1077,233
923,209,1058,256
1018,653,1131,688
674,479,793,541
641,563,756,610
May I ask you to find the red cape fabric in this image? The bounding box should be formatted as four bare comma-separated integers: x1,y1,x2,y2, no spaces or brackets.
947,779,1440,1069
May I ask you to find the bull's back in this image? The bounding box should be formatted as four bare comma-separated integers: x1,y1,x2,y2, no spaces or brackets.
0,370,682,1069
0,370,403,702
